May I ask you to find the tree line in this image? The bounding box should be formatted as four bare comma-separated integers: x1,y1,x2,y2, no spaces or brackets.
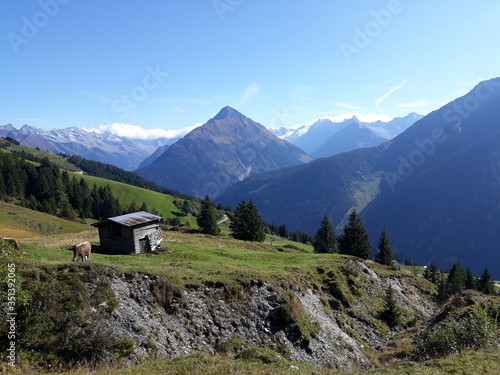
200,197,497,298
311,210,393,265
65,154,194,200
198,197,395,267
0,151,154,221
424,261,496,298
197,195,315,244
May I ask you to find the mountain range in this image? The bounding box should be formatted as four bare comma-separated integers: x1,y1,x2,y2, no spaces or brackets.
0,124,183,171
135,106,312,198
4,78,500,278
219,77,500,278
270,113,423,158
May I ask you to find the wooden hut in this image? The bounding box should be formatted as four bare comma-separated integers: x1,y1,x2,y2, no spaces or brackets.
92,211,162,254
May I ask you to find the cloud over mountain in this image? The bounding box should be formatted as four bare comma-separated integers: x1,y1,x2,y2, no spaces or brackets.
84,122,201,140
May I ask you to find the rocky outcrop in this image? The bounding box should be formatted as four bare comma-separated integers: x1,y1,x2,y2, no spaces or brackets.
102,259,437,370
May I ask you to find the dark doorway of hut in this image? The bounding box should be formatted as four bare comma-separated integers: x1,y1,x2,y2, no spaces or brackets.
139,236,151,252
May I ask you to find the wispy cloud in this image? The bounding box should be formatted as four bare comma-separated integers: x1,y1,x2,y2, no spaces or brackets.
375,79,409,113
236,83,261,106
398,100,428,109
334,102,363,110
84,122,201,140
80,90,111,103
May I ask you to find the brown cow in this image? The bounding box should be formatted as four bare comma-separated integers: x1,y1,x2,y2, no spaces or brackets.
72,241,91,262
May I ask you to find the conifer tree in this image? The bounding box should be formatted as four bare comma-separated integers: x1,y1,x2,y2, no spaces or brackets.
447,261,466,295
278,224,289,239
379,284,402,329
375,227,394,266
197,195,220,236
438,272,448,300
478,268,494,295
128,200,139,213
139,201,149,212
338,210,370,259
313,215,338,253
424,262,440,284
230,199,266,242
465,267,477,290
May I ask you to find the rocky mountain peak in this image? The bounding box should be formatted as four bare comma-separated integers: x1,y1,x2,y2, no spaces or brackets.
212,106,244,121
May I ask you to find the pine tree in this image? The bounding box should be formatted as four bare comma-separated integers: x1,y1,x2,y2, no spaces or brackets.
379,284,402,329
128,200,139,213
197,195,221,236
438,272,448,300
424,262,440,284
313,215,338,253
59,196,77,221
465,267,477,290
278,224,289,239
478,268,494,295
230,199,266,242
447,261,466,295
139,201,149,212
375,227,394,266
338,210,370,259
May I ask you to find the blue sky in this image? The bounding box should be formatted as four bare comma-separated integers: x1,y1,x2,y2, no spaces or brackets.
1,0,500,135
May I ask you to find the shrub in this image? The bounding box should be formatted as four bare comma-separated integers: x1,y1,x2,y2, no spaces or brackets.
234,347,288,366
150,277,182,312
216,336,245,354
412,305,499,361
115,336,136,358
269,296,320,345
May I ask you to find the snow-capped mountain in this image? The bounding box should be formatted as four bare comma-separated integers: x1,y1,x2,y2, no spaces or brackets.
0,124,189,170
270,113,423,158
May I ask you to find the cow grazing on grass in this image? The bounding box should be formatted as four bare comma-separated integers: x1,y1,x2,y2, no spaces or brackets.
72,241,91,262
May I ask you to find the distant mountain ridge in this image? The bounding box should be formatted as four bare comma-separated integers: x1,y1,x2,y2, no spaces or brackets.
270,113,423,158
135,106,312,198
1,111,421,172
219,78,500,278
0,124,183,171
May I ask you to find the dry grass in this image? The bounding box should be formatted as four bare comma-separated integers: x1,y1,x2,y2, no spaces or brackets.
20,229,99,248
14,348,500,375
0,201,90,239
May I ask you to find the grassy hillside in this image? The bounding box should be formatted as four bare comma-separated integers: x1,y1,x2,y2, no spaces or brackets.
0,201,90,238
0,138,197,227
77,173,195,226
47,348,500,375
0,138,80,171
21,230,330,288
6,228,500,375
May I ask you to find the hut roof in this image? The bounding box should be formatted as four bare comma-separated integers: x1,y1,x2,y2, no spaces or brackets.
92,211,162,228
